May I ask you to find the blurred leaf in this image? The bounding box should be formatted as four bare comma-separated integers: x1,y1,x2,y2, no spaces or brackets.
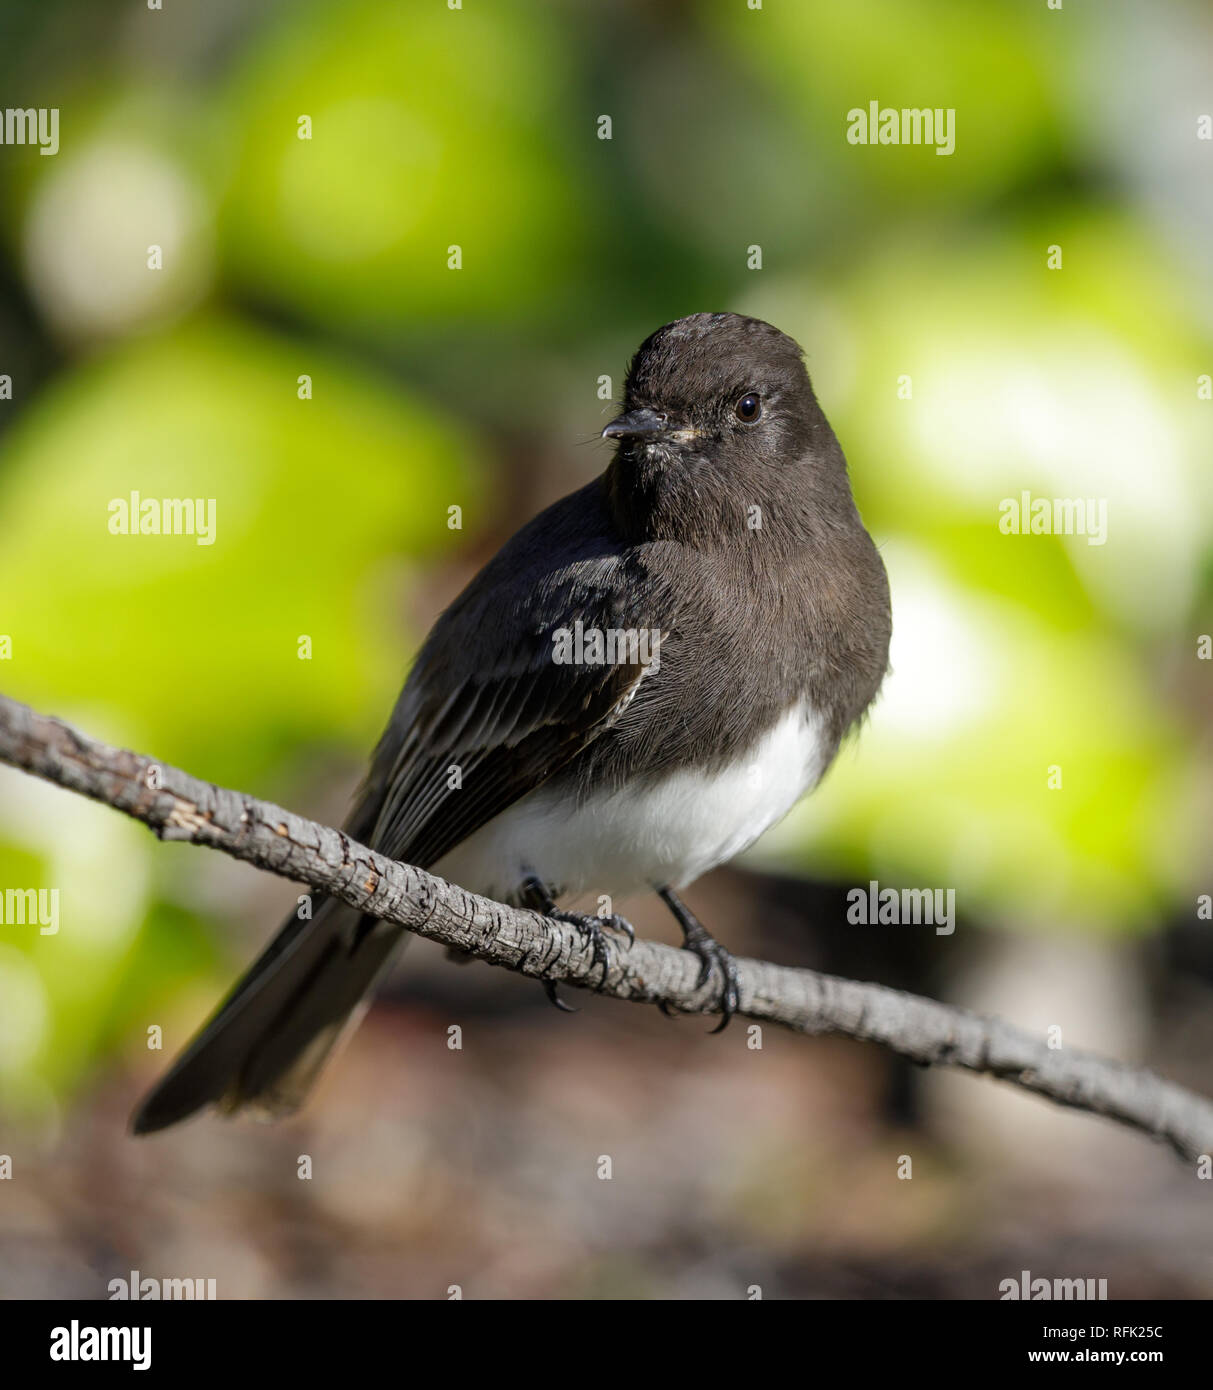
0,314,486,786
219,0,589,330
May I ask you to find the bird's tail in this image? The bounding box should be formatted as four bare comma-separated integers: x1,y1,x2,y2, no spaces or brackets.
130,895,404,1134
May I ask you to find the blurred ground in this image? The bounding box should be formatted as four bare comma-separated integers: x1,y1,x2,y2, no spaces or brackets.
4,861,1213,1300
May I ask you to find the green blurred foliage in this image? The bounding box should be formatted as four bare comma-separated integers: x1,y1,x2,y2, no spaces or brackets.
710,0,1063,209
0,317,483,783
220,0,590,331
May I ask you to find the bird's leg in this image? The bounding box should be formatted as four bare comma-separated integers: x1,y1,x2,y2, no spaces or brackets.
657,886,741,1032
519,875,634,1005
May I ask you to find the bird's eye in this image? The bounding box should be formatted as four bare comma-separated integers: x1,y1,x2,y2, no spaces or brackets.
734,393,761,423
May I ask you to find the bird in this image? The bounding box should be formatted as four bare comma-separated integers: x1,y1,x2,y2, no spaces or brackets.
131,311,891,1133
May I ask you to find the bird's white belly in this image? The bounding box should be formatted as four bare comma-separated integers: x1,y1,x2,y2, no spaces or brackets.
433,701,832,906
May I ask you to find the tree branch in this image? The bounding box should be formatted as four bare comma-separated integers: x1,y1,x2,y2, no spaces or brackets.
0,690,1209,1164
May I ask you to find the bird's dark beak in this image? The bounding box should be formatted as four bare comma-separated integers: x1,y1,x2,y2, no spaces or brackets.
601,407,669,441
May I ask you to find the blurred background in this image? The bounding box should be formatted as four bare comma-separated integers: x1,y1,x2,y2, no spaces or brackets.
0,0,1211,1299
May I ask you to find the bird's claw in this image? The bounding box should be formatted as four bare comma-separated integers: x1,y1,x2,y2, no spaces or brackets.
549,908,634,989
519,874,635,1002
609,914,636,947
683,927,741,1033
543,979,579,1013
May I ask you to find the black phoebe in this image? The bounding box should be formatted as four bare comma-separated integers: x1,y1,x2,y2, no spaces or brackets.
133,312,891,1133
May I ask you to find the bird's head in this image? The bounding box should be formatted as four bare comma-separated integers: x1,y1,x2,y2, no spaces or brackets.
602,312,847,547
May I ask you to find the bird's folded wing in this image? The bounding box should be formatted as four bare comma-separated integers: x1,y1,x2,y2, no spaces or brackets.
347,558,666,871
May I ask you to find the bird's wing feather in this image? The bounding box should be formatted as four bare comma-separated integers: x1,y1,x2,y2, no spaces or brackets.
345,483,668,870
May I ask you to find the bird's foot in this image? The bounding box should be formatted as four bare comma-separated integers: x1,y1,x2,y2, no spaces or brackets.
546,905,635,986
520,876,634,1007
657,887,741,1032
681,921,741,1033
542,978,579,1013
